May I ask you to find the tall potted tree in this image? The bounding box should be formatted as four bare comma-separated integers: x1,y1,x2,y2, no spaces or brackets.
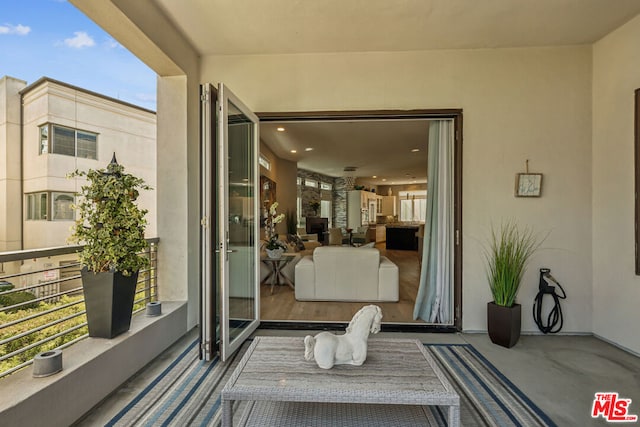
485,221,544,348
69,154,151,338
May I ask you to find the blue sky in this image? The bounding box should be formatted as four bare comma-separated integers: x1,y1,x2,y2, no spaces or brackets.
0,0,157,110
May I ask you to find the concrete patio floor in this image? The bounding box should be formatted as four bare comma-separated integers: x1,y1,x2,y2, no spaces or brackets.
75,328,640,426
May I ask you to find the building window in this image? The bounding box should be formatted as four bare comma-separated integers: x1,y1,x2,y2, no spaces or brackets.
26,192,48,220
40,125,48,154
52,193,75,220
77,131,97,159
39,123,98,159
259,154,271,170
25,191,75,221
320,182,332,190
320,200,332,227
305,178,318,188
399,191,427,222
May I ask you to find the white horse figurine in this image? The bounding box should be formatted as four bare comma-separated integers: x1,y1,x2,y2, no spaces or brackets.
304,305,383,369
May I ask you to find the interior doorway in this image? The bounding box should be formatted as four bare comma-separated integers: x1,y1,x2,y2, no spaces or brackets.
256,110,463,330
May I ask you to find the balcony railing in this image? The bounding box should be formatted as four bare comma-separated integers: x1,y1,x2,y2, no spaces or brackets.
0,238,159,379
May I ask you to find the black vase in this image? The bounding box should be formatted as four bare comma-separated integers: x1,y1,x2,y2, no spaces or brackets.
487,302,521,348
81,268,138,338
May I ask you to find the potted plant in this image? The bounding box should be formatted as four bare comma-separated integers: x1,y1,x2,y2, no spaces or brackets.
485,221,544,348
264,202,286,259
68,154,151,338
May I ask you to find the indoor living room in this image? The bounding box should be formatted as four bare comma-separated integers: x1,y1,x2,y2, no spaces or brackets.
255,118,454,326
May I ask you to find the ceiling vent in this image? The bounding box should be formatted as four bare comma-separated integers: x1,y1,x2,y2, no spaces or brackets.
343,166,358,172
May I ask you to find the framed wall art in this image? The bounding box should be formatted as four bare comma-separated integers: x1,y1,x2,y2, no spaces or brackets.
515,173,543,197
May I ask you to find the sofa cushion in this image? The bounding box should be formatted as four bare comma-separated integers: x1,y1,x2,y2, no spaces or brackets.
294,246,398,302
312,247,381,300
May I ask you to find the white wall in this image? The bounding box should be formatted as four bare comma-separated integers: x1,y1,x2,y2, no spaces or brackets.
202,46,594,333
0,76,25,251
592,14,640,355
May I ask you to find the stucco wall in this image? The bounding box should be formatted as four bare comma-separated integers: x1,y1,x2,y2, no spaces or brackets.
0,77,25,251
202,46,594,333
21,80,157,249
592,14,640,354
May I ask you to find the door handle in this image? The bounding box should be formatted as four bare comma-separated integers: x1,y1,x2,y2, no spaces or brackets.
214,249,238,254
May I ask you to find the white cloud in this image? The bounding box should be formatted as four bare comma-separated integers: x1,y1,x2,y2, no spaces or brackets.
0,24,31,36
104,38,122,49
64,31,95,49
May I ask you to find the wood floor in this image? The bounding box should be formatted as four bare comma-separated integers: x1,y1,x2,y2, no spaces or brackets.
260,243,428,324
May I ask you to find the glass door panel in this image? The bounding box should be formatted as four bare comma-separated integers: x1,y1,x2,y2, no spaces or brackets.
218,84,260,361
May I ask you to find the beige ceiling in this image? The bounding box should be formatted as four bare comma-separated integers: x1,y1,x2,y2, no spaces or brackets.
153,0,640,55
261,120,430,185
152,0,640,185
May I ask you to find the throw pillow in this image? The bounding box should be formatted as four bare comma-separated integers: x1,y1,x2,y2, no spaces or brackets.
287,234,305,252
358,242,376,248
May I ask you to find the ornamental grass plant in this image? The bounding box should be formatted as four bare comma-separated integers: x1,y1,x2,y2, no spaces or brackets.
485,221,545,307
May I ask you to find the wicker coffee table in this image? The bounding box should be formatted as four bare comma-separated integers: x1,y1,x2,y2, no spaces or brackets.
221,336,460,426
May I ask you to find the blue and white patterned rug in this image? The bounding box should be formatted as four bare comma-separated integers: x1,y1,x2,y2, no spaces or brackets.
106,340,555,426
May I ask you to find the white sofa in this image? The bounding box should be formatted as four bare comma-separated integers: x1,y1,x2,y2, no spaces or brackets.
294,246,399,302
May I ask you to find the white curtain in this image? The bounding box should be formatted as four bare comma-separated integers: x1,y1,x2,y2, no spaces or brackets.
413,120,454,323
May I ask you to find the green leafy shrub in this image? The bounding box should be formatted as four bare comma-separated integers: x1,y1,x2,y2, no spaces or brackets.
68,155,151,276
0,278,153,376
0,291,38,312
0,295,88,374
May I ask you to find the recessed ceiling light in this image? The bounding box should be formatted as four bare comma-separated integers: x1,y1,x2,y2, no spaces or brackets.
372,175,377,179
411,148,420,152
305,147,313,151
382,179,387,182
277,127,285,132
290,149,297,153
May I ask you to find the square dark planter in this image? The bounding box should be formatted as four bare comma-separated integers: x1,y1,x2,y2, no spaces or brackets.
81,268,138,339
487,302,521,348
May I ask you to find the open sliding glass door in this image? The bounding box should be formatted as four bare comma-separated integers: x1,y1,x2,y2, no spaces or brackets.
200,83,260,362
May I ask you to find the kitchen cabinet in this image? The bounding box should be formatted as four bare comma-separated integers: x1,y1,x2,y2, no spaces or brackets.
380,196,396,216
347,190,372,229
375,225,386,242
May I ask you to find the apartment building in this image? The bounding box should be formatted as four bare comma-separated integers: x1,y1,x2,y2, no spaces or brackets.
0,75,156,252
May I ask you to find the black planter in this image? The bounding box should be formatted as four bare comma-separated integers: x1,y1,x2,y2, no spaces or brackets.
81,268,138,339
487,302,521,348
